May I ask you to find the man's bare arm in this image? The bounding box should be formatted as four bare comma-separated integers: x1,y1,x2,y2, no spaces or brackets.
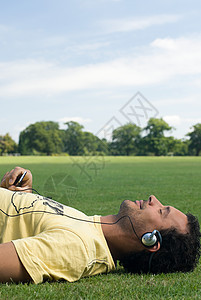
0,242,32,283
0,167,32,193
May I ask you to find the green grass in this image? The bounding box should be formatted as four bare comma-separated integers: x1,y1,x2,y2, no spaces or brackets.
0,156,200,299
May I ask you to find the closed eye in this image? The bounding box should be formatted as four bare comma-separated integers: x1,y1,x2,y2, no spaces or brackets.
159,206,170,217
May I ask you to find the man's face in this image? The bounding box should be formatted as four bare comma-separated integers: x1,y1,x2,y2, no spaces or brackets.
119,195,188,238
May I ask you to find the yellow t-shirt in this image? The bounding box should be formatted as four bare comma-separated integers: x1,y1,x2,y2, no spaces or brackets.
0,188,115,284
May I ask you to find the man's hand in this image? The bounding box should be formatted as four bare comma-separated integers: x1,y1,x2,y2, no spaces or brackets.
0,166,32,193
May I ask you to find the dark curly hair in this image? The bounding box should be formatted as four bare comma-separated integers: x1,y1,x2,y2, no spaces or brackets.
119,213,201,274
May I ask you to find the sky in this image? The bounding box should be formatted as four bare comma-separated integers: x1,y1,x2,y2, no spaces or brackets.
1,0,201,142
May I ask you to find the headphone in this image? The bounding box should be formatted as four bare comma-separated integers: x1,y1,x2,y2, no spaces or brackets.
141,230,162,272
141,230,162,247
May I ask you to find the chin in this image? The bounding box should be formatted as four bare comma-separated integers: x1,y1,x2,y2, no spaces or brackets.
119,200,133,214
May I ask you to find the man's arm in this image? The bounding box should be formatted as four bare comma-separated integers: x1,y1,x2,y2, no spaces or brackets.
0,167,33,283
0,167,32,193
0,242,32,283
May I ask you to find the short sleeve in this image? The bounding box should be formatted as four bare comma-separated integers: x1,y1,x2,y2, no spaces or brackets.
12,228,89,284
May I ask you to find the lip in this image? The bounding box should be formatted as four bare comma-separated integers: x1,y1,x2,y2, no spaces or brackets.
135,200,141,208
134,200,144,209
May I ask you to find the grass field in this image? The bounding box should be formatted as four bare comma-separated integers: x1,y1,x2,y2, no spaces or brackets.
0,156,200,299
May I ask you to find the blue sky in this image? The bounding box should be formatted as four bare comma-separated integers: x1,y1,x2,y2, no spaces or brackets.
1,0,201,142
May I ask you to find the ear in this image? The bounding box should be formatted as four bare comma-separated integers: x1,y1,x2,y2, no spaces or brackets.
147,242,161,253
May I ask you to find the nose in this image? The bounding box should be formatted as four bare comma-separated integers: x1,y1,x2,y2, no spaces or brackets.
148,195,163,206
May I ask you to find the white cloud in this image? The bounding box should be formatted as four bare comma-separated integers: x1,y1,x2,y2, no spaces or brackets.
192,77,201,87
163,115,182,126
151,38,178,50
0,60,54,80
63,41,111,57
71,41,111,52
183,118,201,124
100,14,182,33
163,115,201,139
1,35,201,98
164,115,201,127
155,96,197,106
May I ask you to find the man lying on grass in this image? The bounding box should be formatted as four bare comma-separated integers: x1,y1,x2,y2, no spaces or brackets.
0,167,200,284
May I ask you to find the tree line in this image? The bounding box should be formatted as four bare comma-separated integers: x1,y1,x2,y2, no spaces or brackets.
1,118,201,156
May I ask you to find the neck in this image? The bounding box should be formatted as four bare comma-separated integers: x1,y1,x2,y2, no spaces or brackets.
100,214,144,262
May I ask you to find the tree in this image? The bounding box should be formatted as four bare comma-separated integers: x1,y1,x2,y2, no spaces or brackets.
0,133,18,155
82,132,103,155
143,118,173,156
187,123,201,156
19,121,64,155
82,133,109,155
96,138,109,155
165,137,189,156
173,139,189,156
110,123,141,155
63,121,84,155
63,121,109,156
